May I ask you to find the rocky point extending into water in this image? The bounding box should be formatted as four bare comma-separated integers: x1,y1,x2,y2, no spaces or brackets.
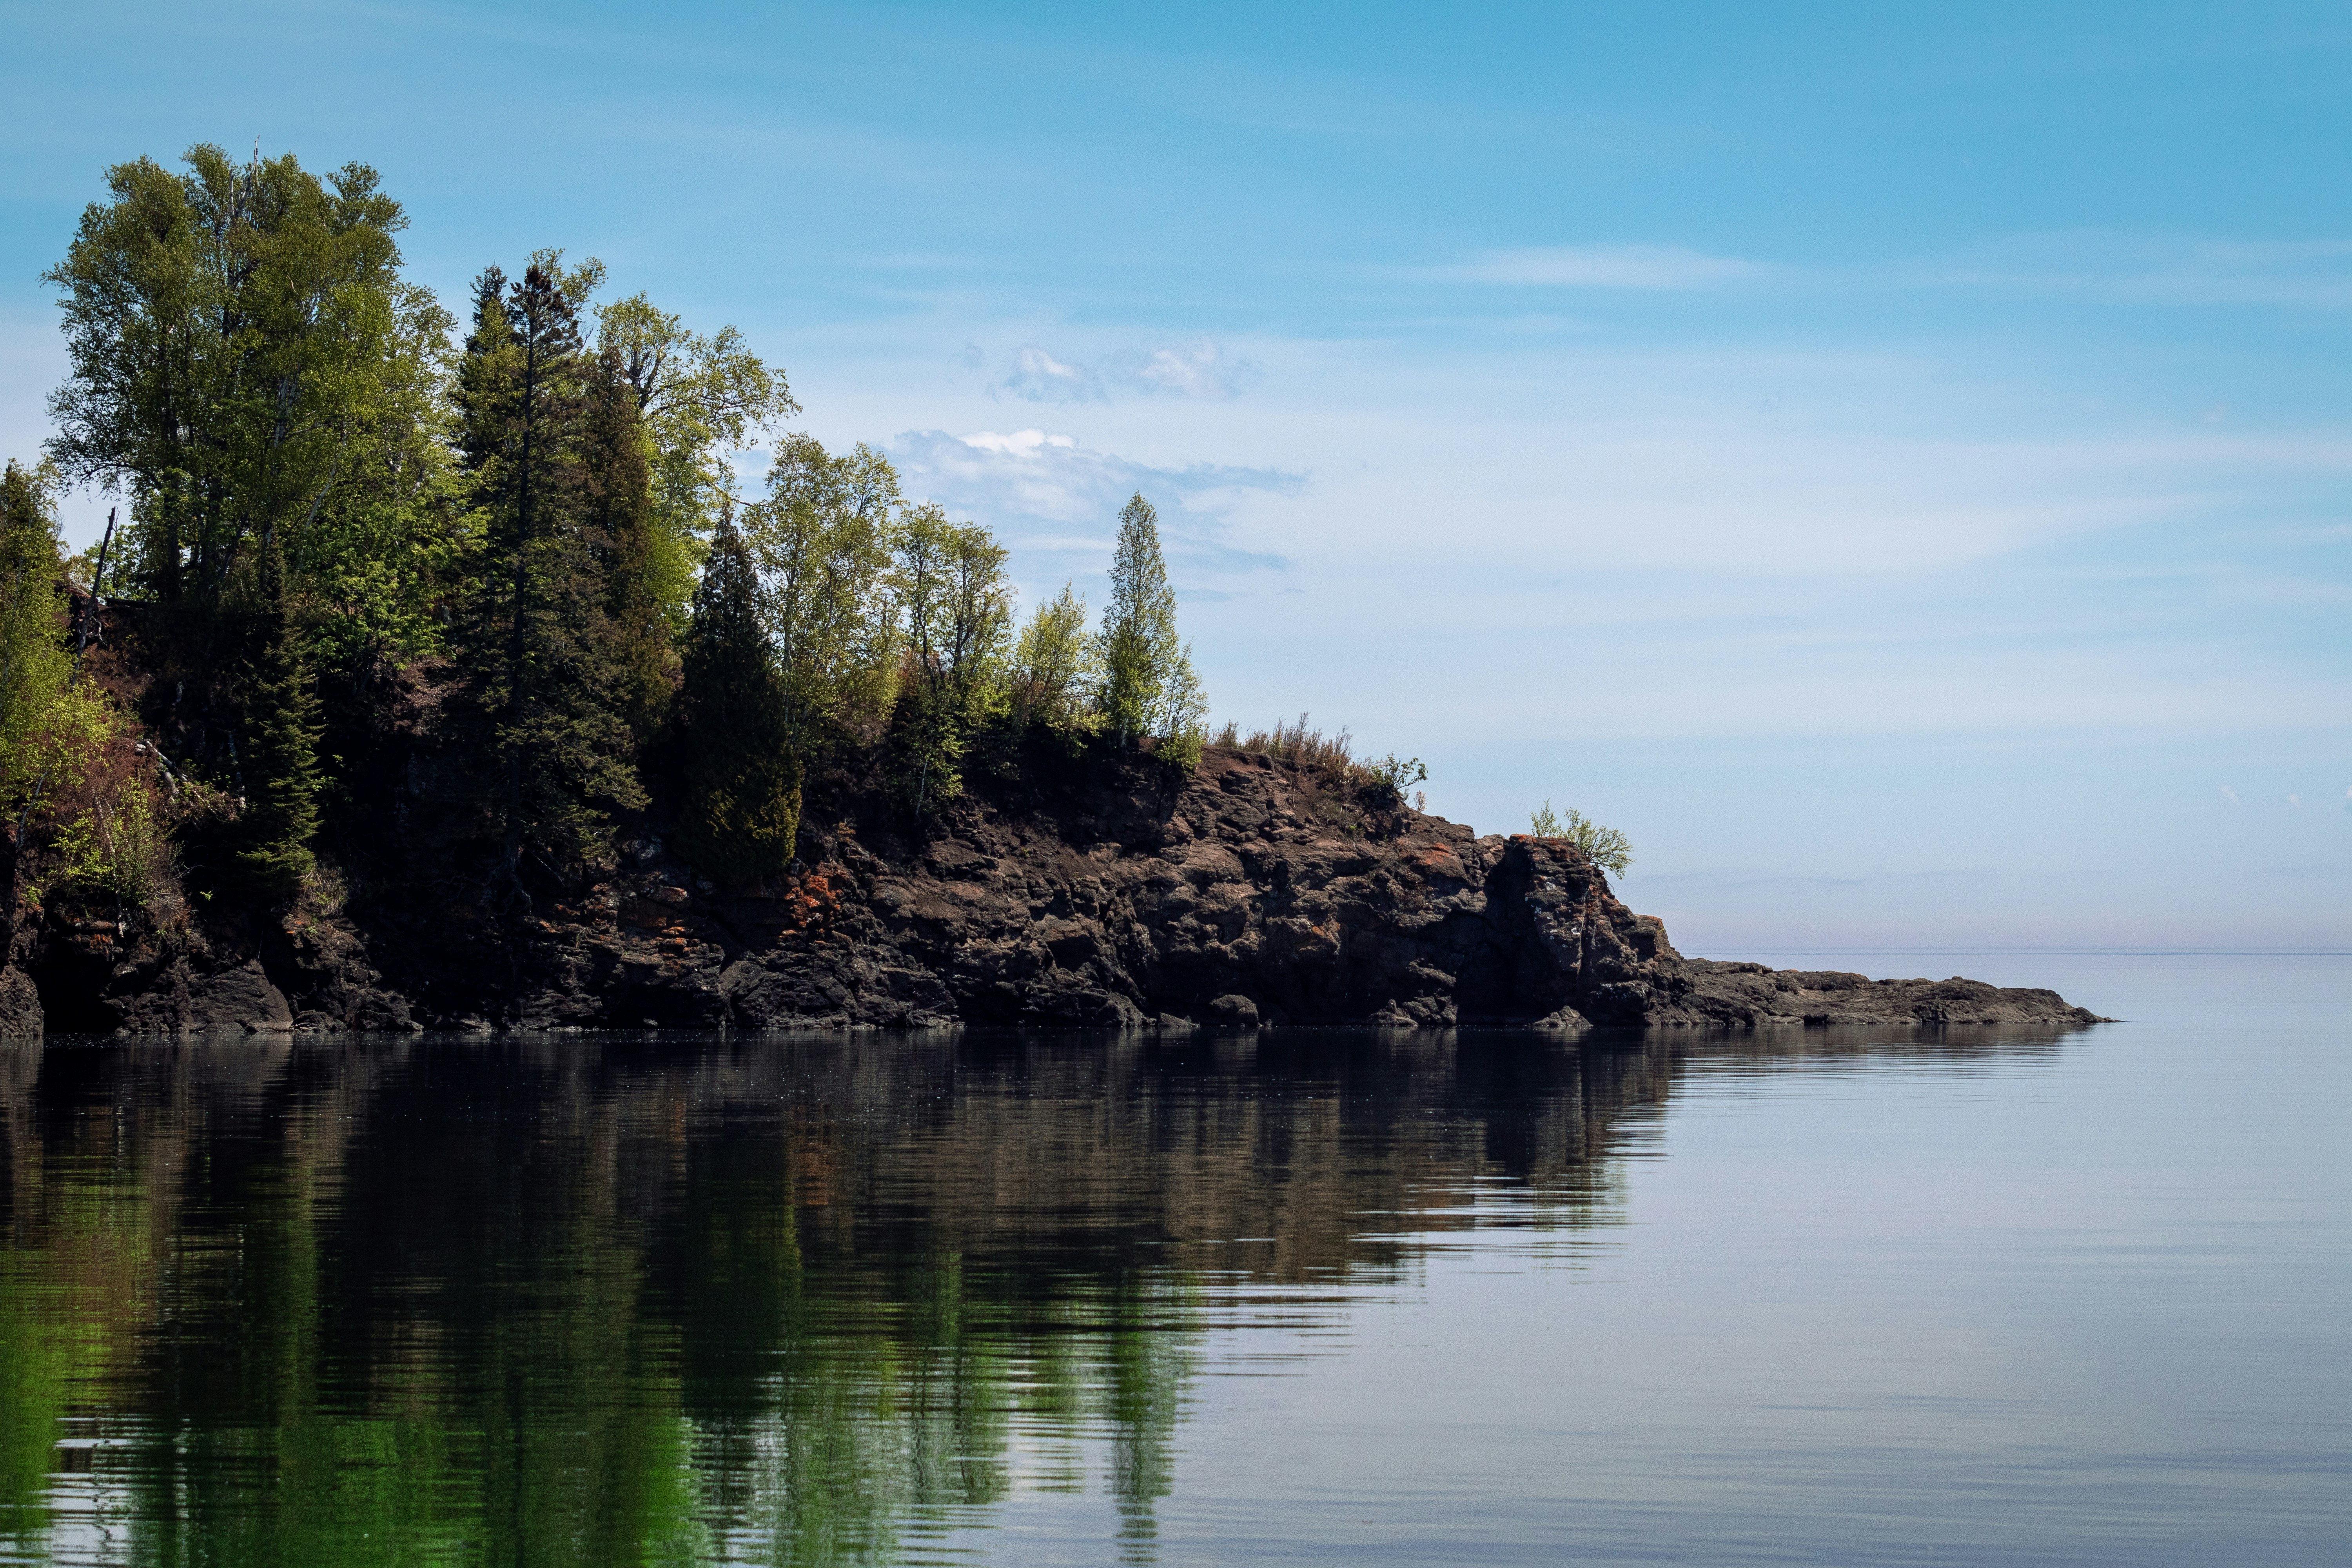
10,744,2106,1038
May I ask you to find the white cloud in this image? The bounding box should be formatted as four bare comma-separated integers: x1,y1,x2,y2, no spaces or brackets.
1438,244,1763,290
2288,793,2303,808
887,428,1298,583
2219,785,2241,805
958,428,1075,455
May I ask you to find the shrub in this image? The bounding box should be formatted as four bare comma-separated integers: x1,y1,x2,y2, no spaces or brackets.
1363,751,1428,801
1529,800,1633,878
21,683,179,914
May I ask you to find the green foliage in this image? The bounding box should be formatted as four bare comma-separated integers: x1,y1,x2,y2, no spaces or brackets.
1530,800,1633,878
42,145,448,626
1009,583,1102,735
232,540,321,899
26,141,1499,927
888,503,1014,814
453,262,646,889
675,515,800,886
0,463,72,801
0,463,170,913
23,683,174,911
1098,493,1206,762
597,291,797,631
1364,751,1428,801
583,345,679,739
49,764,171,911
744,434,901,751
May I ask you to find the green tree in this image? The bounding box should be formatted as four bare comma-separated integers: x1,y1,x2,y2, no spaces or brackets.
675,512,800,886
233,537,321,897
744,435,900,754
581,345,677,739
40,143,457,832
888,505,1013,815
42,145,439,612
452,262,644,900
0,463,72,801
597,292,796,628
1009,583,1101,735
1529,800,1633,878
1098,493,1205,757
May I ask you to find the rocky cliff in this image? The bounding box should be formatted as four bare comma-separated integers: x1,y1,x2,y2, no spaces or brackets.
8,745,2105,1037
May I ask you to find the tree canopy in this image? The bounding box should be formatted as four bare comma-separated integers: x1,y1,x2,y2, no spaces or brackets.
19,140,1236,930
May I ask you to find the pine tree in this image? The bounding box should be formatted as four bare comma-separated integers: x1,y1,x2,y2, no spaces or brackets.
1098,493,1204,753
452,262,644,904
234,536,321,897
675,512,799,886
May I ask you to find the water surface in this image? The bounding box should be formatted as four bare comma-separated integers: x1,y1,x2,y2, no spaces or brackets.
0,953,2343,1564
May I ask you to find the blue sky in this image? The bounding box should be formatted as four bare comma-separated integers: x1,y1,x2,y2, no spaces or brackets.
4,1,2348,950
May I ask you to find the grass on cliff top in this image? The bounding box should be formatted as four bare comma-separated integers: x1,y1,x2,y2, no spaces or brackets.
1213,714,1361,776
1208,715,1428,820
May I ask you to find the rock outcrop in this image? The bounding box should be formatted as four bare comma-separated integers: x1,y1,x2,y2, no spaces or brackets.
16,747,2106,1036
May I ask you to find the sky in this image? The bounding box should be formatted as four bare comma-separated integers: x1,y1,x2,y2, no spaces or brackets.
2,0,2347,951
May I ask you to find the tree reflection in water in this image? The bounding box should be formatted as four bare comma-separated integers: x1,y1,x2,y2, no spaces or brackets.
0,1026,2069,1565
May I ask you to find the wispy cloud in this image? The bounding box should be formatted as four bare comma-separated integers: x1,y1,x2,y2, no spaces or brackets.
1435,244,1764,290
2219,785,2241,805
1418,233,2352,309
886,428,1298,581
993,341,1261,403
1925,233,2352,309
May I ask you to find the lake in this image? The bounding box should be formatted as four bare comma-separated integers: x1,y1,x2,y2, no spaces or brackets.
0,952,2344,1565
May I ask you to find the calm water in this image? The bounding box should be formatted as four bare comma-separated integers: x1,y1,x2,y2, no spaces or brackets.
0,953,2345,1566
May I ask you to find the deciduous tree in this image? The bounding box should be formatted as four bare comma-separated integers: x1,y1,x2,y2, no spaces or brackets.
582,345,677,739
598,292,796,627
744,435,900,753
888,504,1013,815
1009,583,1100,735
0,463,71,802
1098,493,1205,757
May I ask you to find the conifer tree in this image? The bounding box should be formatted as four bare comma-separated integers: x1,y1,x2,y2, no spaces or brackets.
452,261,644,902
1098,493,1205,754
675,512,798,886
234,535,321,897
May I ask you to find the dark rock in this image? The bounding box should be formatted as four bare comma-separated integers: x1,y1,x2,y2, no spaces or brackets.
29,745,2107,1037
1209,994,1260,1027
112,958,293,1037
0,967,41,1038
1669,960,2107,1029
